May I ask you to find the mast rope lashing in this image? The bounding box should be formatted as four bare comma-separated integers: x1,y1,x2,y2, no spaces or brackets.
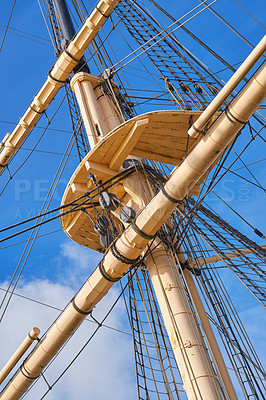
95,6,109,19
131,221,155,241
63,48,79,63
29,105,44,115
110,241,142,265
224,106,246,126
190,124,203,135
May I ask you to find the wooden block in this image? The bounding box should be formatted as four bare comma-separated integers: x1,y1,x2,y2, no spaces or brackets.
70,182,88,195
109,118,149,170
85,160,117,180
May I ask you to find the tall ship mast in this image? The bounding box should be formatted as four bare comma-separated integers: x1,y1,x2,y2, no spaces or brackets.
0,1,265,399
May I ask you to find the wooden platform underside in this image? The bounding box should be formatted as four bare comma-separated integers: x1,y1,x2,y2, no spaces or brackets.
61,110,219,251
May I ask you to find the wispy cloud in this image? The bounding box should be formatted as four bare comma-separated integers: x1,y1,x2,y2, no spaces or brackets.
53,240,102,288
0,241,136,399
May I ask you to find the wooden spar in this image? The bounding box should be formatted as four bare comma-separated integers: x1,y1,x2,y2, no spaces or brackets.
71,72,228,399
0,0,120,175
180,265,238,400
188,34,266,138
0,328,40,386
144,240,226,400
188,244,266,267
70,72,122,146
1,45,266,400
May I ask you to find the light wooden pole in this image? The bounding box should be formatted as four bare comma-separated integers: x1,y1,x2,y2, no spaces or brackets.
0,0,120,174
145,240,225,399
0,328,40,386
71,71,231,398
188,244,266,267
188,34,266,138
2,36,266,400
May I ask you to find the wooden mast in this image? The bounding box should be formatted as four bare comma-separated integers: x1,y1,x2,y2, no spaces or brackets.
70,69,229,398
1,30,266,397
0,0,120,175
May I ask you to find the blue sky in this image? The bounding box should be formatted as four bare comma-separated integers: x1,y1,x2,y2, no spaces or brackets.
0,0,265,398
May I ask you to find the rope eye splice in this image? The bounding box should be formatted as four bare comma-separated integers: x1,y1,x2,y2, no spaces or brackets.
93,214,116,250
98,190,120,248
99,191,119,212
94,214,109,236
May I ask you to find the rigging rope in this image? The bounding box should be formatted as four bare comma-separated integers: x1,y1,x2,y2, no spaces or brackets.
231,0,266,29
34,265,139,400
0,119,80,323
111,0,219,74
198,0,264,51
0,167,136,242
0,0,17,53
0,24,52,47
0,89,69,197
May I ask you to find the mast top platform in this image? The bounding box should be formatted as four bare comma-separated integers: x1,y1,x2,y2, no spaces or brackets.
60,110,218,251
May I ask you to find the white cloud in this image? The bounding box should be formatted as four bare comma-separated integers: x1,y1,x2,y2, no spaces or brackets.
53,241,102,288
0,241,136,400
59,241,101,271
1,239,264,400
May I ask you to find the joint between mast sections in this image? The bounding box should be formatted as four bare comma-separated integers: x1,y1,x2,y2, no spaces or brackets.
161,186,180,204
63,48,80,63
71,298,91,315
191,124,204,135
98,241,144,283
20,363,39,381
99,260,121,282
224,107,246,126
96,6,109,18
110,241,142,266
48,70,65,84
